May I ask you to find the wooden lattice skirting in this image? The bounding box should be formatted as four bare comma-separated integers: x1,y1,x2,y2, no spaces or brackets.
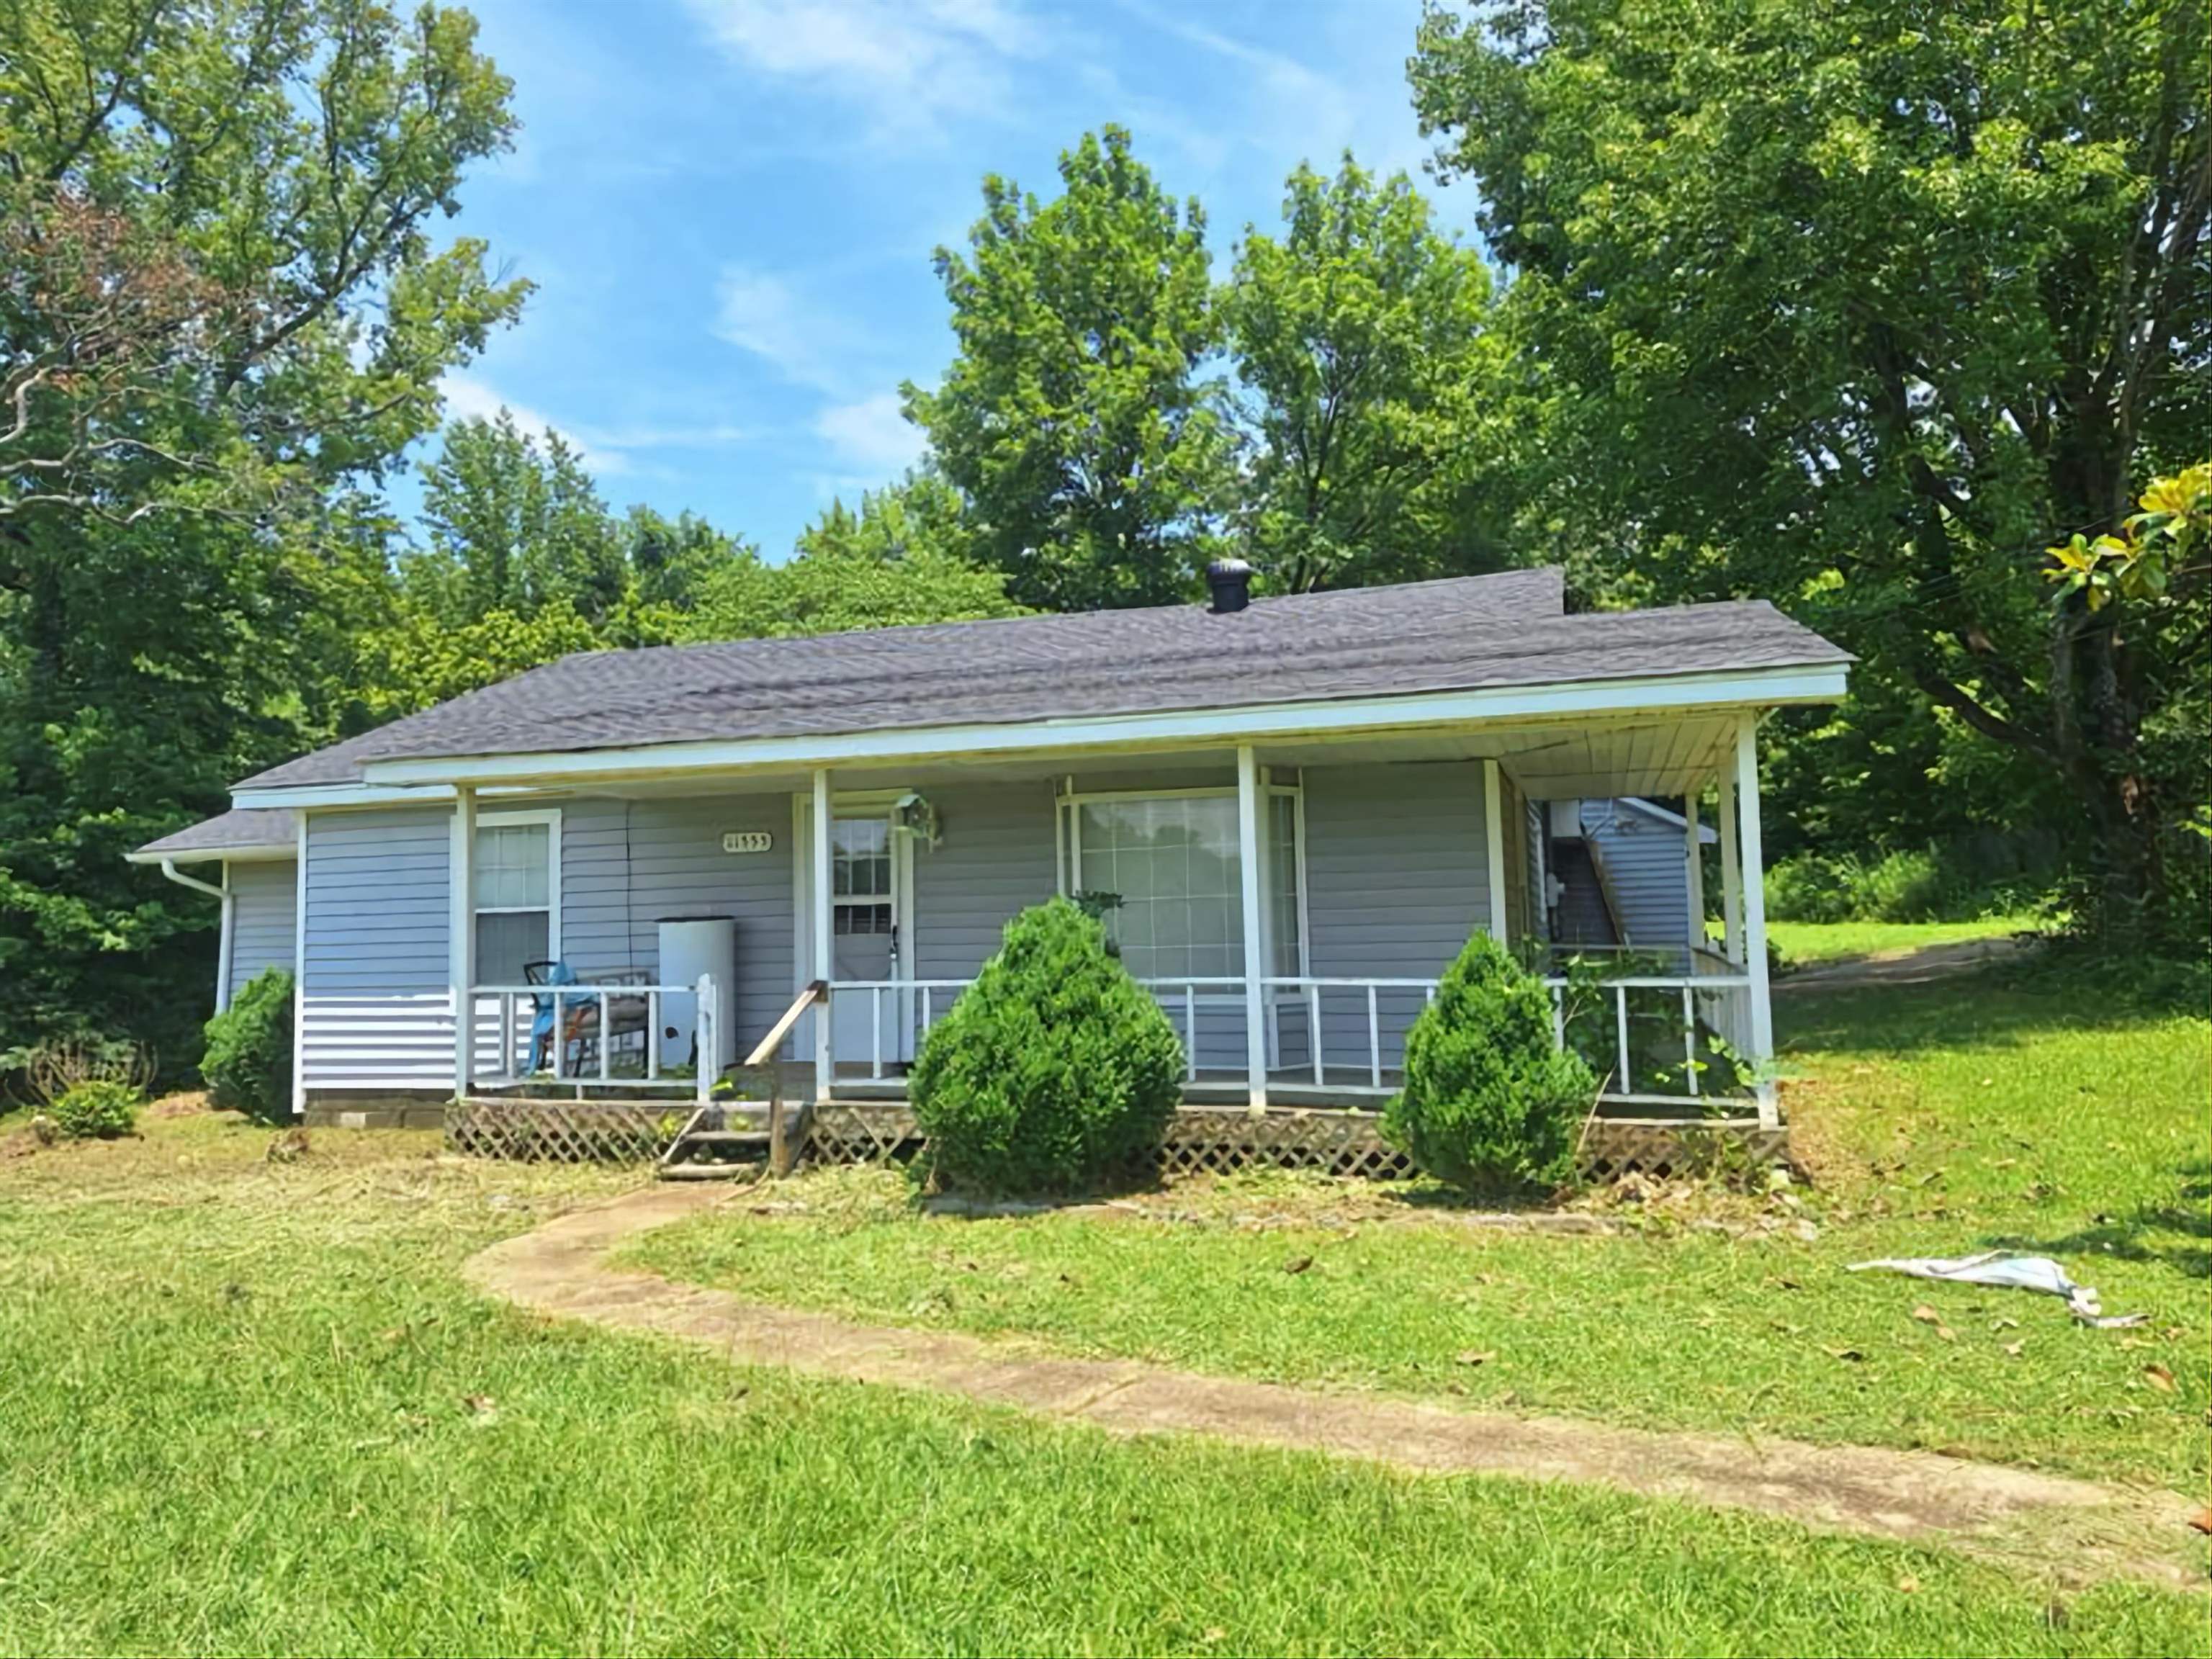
444,1097,1790,1180
1159,1106,1413,1179
446,1097,697,1164
792,1102,1789,1181
802,1101,921,1166
1581,1118,1792,1182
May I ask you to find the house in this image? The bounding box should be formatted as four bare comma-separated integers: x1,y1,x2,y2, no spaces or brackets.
130,562,1849,1135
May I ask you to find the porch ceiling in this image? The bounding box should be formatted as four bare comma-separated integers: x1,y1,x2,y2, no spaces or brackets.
1253,714,1740,799
1481,716,1741,800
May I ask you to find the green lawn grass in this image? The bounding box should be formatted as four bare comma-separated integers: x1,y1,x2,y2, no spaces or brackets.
7,1118,2200,1655
1,942,2206,1655
1767,914,2044,963
629,959,2211,1494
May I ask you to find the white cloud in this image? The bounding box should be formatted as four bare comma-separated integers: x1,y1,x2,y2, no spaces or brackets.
713,268,843,390
712,264,883,395
681,0,1046,135
438,374,633,476
436,374,765,488
812,391,926,476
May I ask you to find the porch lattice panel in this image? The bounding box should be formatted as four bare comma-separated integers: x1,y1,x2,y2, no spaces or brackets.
804,1102,922,1166
1158,1107,1413,1180
446,1097,689,1164
1579,1118,1790,1183
444,1096,1788,1182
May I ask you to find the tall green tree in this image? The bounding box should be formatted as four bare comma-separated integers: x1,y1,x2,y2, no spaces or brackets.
685,474,1024,641
1225,157,1504,592
905,126,1228,612
0,0,526,1066
619,505,738,629
351,598,602,724
1410,0,2211,923
403,410,623,626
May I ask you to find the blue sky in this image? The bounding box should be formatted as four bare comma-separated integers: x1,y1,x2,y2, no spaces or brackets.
431,0,1467,559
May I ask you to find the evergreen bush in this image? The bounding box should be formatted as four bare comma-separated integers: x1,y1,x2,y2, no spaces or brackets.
909,899,1182,1192
1385,932,1594,1197
202,968,295,1123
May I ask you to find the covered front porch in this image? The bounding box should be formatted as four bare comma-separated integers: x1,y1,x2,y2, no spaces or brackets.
453,705,1780,1131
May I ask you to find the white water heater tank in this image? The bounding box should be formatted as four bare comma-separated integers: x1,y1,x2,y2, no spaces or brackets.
657,917,737,1073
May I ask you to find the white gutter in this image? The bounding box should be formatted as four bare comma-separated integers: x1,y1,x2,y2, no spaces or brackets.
125,843,294,865
158,855,225,900
270,662,1850,801
157,857,234,1013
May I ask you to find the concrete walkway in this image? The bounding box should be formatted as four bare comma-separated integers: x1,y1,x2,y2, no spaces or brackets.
466,1185,2200,1588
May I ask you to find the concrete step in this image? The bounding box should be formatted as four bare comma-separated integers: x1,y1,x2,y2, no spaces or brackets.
680,1128,770,1147
658,1165,741,1182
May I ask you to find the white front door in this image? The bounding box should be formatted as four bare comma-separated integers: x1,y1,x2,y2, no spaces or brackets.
829,814,912,1068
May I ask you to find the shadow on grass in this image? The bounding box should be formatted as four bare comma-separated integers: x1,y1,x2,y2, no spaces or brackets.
1984,1161,2212,1281
1774,959,2193,1060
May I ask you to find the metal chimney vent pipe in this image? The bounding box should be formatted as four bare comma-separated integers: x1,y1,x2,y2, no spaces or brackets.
1205,557,1252,614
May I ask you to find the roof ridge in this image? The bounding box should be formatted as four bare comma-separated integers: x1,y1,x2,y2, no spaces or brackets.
550,564,1568,669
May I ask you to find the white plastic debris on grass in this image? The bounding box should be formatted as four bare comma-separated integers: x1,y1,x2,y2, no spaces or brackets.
1846,1249,2147,1327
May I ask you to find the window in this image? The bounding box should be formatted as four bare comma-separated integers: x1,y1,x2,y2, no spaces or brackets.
474,816,555,986
832,818,893,936
1268,792,1301,977
1064,789,1304,982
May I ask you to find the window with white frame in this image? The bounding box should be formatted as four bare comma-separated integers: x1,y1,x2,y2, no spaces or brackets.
1061,787,1303,982
474,815,556,985
1268,791,1300,977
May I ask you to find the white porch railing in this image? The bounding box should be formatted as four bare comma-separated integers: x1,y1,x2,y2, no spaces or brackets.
1259,976,1438,1092
469,975,719,1104
1539,959,1756,1109
827,965,1754,1110
830,975,1251,1083
830,979,972,1079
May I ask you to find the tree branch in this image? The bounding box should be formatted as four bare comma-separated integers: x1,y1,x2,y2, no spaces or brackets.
1914,669,2055,760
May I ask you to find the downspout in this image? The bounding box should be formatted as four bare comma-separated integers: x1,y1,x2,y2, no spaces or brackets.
158,857,234,1013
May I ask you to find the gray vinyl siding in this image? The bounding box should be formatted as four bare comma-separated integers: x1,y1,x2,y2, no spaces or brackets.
225,858,297,1002
1580,800,1692,945
299,807,452,1089
284,763,1558,1096
1301,760,1490,1069
910,783,1058,981
560,793,795,1051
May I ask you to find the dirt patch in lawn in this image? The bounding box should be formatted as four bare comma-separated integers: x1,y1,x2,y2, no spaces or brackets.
468,1184,2206,1591
1776,936,2036,992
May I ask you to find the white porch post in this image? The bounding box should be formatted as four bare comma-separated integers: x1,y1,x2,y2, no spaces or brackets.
215,861,237,1015
1683,789,1707,949
1236,745,1268,1110
1481,759,1509,945
811,767,834,1103
1733,715,1777,1128
449,786,477,1096
290,812,309,1119
1717,776,1743,963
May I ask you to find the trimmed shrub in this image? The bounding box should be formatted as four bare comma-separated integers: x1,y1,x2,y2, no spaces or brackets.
202,968,295,1123
909,898,1182,1192
1385,933,1596,1197
46,1079,140,1140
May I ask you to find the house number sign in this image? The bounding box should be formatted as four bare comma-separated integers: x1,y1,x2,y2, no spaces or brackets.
721,831,774,854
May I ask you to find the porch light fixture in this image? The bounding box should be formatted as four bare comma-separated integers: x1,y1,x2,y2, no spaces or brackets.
891,791,941,847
